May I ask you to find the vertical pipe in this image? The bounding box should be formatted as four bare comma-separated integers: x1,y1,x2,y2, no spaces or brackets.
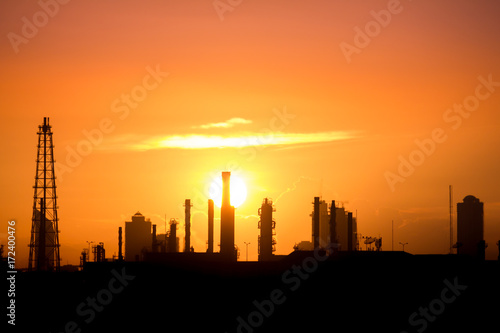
392,220,394,251
118,227,123,261
169,219,177,253
184,199,191,252
329,200,336,246
152,224,157,253
208,199,214,253
347,212,353,252
313,197,320,249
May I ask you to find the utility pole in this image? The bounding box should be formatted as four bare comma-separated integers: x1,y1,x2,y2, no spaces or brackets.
86,241,94,257
399,242,408,252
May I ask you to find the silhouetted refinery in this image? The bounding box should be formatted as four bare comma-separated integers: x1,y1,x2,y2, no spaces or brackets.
10,118,500,333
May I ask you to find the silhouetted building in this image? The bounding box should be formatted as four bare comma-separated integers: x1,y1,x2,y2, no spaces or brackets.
92,242,105,262
154,233,168,253
294,241,314,251
80,249,88,267
315,199,330,247
220,172,236,260
311,199,357,251
457,195,484,260
168,218,179,253
125,212,152,261
258,198,276,261
207,199,214,253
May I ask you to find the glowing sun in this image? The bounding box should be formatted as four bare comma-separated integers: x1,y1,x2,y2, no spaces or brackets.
210,175,247,208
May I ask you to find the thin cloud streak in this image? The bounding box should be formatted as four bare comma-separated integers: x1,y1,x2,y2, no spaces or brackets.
192,117,253,129
100,131,360,151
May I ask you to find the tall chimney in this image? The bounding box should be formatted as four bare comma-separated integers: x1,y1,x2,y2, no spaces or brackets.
222,171,231,207
220,172,235,260
313,197,320,250
207,199,214,253
184,199,192,253
347,212,353,251
118,227,123,261
329,200,337,247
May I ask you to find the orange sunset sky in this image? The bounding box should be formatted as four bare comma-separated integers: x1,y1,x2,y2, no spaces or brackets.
1,0,500,266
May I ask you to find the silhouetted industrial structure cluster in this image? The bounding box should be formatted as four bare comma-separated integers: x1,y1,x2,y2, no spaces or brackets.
24,117,498,271
311,197,358,252
117,171,279,263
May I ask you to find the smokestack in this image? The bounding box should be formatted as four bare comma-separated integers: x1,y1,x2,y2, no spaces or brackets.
222,171,231,207
329,200,336,247
152,224,158,253
220,172,235,260
313,197,320,249
118,227,123,261
208,199,214,253
184,199,192,253
347,212,353,252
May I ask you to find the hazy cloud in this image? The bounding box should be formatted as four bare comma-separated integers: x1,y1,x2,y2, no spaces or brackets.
192,117,252,129
99,131,360,151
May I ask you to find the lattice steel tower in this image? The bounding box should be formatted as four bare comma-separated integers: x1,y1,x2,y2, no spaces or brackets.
28,117,61,271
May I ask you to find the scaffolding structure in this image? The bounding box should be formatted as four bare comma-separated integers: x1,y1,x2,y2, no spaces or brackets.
28,117,61,271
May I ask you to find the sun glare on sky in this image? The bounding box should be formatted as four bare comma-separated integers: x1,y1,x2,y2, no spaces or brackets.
210,174,247,208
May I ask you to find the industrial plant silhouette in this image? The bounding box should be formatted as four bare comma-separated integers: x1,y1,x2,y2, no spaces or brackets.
5,118,500,333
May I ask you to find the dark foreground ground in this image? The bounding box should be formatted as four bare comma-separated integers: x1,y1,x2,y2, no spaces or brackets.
8,251,500,332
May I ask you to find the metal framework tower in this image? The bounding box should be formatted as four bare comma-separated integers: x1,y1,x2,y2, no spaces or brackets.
28,117,61,271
